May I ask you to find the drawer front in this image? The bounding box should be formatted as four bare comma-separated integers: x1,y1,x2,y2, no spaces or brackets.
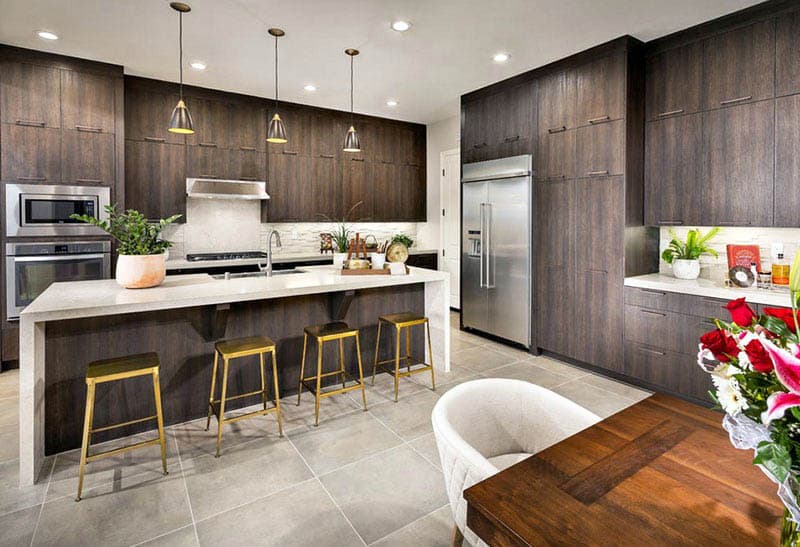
624,286,680,312
623,341,713,402
679,294,732,319
624,304,685,349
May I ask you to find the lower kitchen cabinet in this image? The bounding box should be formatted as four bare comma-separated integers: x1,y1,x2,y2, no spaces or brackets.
1,325,19,363
406,252,438,270
125,140,186,221
574,269,623,372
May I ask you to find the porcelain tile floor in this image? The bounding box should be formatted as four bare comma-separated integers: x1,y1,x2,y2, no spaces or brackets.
0,314,651,546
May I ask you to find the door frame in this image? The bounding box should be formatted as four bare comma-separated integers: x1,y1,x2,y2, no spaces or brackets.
439,148,461,310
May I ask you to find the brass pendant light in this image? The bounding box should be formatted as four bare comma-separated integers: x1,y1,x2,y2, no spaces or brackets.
343,48,361,152
168,2,195,134
267,28,288,144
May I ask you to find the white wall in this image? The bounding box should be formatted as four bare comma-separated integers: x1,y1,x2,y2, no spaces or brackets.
416,115,460,253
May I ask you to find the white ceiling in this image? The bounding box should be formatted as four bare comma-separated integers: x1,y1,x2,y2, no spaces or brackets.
0,0,761,124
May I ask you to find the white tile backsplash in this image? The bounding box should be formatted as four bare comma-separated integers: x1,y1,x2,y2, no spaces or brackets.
659,226,800,282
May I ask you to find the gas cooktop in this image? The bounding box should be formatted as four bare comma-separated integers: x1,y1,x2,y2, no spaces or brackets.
186,251,266,262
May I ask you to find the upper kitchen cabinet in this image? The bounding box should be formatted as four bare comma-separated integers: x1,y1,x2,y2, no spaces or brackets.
399,164,425,221
226,149,267,182
0,124,61,183
645,42,703,120
230,101,266,152
702,20,774,110
267,152,311,222
310,155,339,220
186,145,225,180
124,85,185,144
269,106,311,156
61,70,116,133
575,51,625,126
310,111,338,159
0,61,61,128
461,97,489,163
185,97,233,149
536,128,575,180
340,118,376,162
775,95,800,226
644,113,703,226
702,100,774,226
62,130,115,184
125,140,186,222
537,69,576,133
575,119,624,178
776,10,800,97
341,158,373,220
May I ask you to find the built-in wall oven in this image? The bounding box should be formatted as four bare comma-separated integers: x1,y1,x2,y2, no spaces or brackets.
5,184,110,237
5,241,111,319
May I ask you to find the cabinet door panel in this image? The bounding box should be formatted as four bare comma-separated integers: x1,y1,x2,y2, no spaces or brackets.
311,156,339,220
538,70,576,132
231,102,266,152
269,106,311,156
226,149,266,182
644,114,702,226
775,95,800,226
624,341,711,402
0,62,60,128
645,42,703,120
125,88,185,144
400,164,425,221
62,130,115,184
268,153,309,222
536,128,575,180
576,120,624,178
777,11,800,96
575,269,623,371
575,176,624,272
186,146,225,180
61,71,116,133
702,100,774,226
462,98,489,162
339,119,376,162
310,112,338,159
575,51,625,126
186,98,232,148
125,141,186,221
703,20,775,109
0,124,61,183
341,159,373,220
372,162,399,220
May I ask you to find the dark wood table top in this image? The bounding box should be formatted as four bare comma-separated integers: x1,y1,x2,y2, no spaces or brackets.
464,393,783,546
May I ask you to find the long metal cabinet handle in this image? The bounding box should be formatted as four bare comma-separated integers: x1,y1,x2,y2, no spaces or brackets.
720,96,751,106
479,203,485,288
486,203,495,289
656,109,684,118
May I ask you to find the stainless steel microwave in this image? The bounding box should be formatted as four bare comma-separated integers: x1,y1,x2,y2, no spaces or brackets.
5,184,110,237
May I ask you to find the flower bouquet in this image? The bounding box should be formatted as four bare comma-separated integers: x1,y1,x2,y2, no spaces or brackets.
698,257,800,544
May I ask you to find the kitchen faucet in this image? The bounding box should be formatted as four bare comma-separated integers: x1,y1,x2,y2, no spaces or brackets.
261,229,282,276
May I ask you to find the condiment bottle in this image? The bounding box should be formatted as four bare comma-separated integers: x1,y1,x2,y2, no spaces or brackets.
773,253,790,286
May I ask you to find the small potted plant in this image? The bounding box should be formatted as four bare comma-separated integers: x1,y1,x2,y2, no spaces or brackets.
661,227,720,280
391,233,414,249
71,205,181,289
322,202,362,268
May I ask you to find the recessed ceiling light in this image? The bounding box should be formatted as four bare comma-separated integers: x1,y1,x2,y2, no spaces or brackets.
386,99,398,107
493,52,510,63
303,84,317,92
190,61,206,70
391,20,412,32
36,30,58,40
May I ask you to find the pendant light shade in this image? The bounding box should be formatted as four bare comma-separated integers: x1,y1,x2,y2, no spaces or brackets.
343,48,361,153
168,2,194,134
266,28,288,144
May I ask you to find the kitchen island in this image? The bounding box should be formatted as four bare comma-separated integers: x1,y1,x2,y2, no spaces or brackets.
17,266,449,485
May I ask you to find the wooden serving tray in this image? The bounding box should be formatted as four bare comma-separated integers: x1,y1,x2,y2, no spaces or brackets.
340,265,409,276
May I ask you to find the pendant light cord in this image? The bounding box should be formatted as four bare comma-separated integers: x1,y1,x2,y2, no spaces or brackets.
274,33,279,110
349,54,354,125
178,12,184,100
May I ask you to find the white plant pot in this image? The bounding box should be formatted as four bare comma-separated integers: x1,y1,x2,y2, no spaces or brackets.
332,252,348,269
116,253,166,289
672,259,700,280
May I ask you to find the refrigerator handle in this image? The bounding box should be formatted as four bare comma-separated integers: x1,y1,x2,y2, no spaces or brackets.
479,203,485,288
486,203,495,289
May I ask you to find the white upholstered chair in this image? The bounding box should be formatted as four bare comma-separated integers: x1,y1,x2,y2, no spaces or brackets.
431,378,600,546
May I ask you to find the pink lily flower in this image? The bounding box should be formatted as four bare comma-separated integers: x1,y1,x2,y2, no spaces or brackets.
761,339,800,423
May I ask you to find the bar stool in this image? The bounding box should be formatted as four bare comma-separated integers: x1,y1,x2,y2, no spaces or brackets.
206,335,283,457
373,312,436,402
76,352,167,501
297,322,367,426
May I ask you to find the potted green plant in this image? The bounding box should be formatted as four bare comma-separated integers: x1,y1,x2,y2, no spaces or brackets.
322,202,362,268
661,227,720,280
71,205,181,288
391,233,414,249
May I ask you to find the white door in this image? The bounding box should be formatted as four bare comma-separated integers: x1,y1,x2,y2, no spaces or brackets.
441,149,461,309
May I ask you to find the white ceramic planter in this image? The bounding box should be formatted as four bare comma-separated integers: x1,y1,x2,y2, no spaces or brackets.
332,252,348,269
672,259,700,280
116,253,166,289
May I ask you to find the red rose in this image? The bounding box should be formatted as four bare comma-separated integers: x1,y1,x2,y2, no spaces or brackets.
764,307,798,333
744,339,773,373
725,297,756,327
700,329,739,363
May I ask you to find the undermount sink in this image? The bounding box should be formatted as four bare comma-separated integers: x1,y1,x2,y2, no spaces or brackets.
211,269,303,280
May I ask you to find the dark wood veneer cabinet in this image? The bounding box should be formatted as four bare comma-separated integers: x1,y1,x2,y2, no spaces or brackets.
61,70,116,133
702,20,774,109
186,145,225,180
230,102,266,152
537,69,576,132
310,112,338,159
61,130,115,184
124,88,185,144
645,41,702,120
462,82,534,163
227,149,267,182
575,119,624,178
775,94,800,226
0,124,61,183
702,100,774,226
644,113,703,225
125,141,186,223
575,51,625,126
776,11,800,97
268,152,310,222
186,98,232,149
342,158,373,220
0,61,61,128
311,155,339,220
269,106,311,156
536,129,575,180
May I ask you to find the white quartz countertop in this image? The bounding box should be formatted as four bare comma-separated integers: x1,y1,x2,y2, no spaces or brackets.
21,265,449,322
165,249,439,270
624,273,794,307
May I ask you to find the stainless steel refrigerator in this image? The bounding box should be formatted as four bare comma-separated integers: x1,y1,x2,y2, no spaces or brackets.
461,155,532,347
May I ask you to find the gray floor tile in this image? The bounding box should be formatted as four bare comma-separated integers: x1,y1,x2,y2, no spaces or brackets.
181,436,312,522
411,365,476,390
196,479,362,547
0,370,19,399
320,445,448,544
553,379,639,419
0,457,51,516
171,411,284,462
33,472,192,546
0,398,18,428
0,421,20,464
357,369,429,404
0,504,40,546
368,389,440,441
371,505,453,547
481,360,573,388
449,336,480,353
523,356,590,382
408,433,441,470
136,525,198,547
289,410,402,475
281,392,363,432
450,346,518,373
581,372,652,401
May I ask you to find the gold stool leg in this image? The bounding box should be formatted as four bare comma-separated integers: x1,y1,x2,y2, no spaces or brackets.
394,326,401,402
297,333,308,406
76,381,96,502
355,333,367,411
271,349,283,437
406,326,412,373
215,358,230,458
426,319,436,391
339,338,346,390
152,369,168,475
260,352,267,411
314,339,323,427
206,350,219,431
372,320,382,385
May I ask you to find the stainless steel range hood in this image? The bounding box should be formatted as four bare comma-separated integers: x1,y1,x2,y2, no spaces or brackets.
186,178,270,200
